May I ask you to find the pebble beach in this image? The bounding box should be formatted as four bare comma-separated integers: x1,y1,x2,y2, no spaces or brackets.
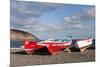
10,47,95,67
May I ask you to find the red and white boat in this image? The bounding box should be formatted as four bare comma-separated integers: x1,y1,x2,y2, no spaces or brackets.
22,38,72,55
75,38,93,52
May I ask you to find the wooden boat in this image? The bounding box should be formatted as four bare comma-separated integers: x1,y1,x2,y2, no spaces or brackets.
22,38,72,55
75,38,93,52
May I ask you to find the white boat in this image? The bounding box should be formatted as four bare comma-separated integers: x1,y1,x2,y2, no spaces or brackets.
75,38,93,52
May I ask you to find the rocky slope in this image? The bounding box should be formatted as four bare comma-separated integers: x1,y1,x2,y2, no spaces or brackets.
10,29,39,41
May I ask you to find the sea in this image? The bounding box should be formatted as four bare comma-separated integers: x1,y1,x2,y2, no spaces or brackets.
10,39,95,48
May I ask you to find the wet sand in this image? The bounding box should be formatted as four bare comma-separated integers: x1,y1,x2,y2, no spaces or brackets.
10,48,95,67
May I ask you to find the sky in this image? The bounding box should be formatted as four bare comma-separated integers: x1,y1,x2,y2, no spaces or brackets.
10,0,95,39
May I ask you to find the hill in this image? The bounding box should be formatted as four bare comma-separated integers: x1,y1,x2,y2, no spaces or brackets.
10,29,39,41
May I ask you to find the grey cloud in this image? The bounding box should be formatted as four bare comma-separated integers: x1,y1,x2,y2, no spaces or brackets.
80,7,95,20
11,15,65,34
11,1,63,17
64,7,95,30
10,1,64,32
64,16,85,29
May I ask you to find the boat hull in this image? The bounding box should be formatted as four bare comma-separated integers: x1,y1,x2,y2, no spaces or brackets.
75,38,93,52
22,40,72,55
48,45,70,55
42,42,71,55
22,40,44,54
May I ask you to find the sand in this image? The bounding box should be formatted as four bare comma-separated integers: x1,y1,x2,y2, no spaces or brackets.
10,48,95,67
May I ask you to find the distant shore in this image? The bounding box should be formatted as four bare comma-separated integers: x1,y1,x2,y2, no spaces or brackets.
10,47,95,67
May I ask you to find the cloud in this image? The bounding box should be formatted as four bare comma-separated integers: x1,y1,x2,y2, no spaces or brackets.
64,7,95,29
10,1,64,33
11,14,65,36
80,7,95,20
64,16,85,29
10,1,95,39
11,15,45,31
11,2,95,33
64,16,80,24
11,1,63,17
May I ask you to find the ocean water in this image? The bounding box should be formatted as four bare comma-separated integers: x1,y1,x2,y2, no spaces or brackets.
10,39,95,48
10,40,22,48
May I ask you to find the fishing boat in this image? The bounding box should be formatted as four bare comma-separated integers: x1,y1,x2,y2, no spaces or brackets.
22,37,72,55
75,38,93,52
